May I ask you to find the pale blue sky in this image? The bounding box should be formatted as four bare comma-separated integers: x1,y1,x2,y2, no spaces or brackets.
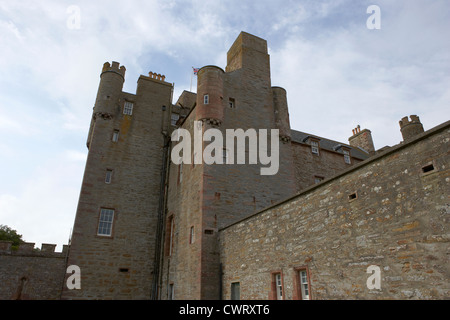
0,0,449,249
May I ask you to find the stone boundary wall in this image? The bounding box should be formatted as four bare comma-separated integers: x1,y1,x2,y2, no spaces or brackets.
219,121,450,300
0,241,68,300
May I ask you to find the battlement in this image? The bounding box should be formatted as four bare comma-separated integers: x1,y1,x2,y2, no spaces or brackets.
399,115,421,128
101,61,126,79
0,241,69,256
399,115,424,141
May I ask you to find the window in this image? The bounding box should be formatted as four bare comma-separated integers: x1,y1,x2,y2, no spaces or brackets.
343,149,351,164
348,192,357,201
275,273,283,300
299,270,310,300
422,163,435,173
229,98,235,109
203,94,209,104
105,169,113,184
231,282,240,300
112,130,119,142
123,101,133,115
169,283,174,300
314,176,324,184
189,226,195,244
311,140,319,155
97,208,114,236
171,113,180,126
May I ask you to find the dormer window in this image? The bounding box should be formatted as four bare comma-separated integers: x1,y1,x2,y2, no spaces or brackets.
311,140,319,155
343,149,351,164
171,113,180,126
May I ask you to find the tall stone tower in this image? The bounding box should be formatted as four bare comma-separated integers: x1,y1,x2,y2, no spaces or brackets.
160,32,297,300
62,62,173,299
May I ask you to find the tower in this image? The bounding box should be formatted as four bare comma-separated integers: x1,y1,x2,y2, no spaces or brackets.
62,62,173,299
399,115,425,141
160,32,297,300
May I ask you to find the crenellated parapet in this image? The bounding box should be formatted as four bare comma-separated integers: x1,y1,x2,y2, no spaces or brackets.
0,240,69,257
399,115,424,141
101,61,126,80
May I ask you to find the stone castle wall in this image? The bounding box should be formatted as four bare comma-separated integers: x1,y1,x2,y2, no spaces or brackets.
0,242,68,300
219,121,450,300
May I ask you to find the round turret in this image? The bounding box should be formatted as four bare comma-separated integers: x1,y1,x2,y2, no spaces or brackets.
399,115,424,141
93,61,126,117
272,87,291,142
195,65,224,126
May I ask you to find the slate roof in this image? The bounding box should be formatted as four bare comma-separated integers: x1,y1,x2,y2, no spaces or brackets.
290,129,370,160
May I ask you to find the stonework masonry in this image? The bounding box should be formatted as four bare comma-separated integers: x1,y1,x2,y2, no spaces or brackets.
0,31,448,300
0,242,68,300
219,120,450,299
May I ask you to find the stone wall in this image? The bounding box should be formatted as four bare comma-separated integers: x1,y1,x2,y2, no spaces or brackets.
0,242,68,300
62,65,173,299
219,121,450,300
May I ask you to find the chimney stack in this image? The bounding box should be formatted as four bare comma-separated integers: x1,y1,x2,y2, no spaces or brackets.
348,125,375,155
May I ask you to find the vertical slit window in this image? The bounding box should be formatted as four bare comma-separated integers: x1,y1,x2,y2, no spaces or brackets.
105,169,113,184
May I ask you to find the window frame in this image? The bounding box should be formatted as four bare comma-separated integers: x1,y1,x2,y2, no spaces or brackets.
231,282,240,300
293,266,312,300
123,101,134,115
310,140,320,155
171,113,180,126
228,97,235,109
112,130,120,142
270,271,284,300
343,148,351,164
105,169,113,184
97,208,115,237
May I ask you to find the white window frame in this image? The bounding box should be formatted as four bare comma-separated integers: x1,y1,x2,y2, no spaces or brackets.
299,270,310,300
123,101,134,115
112,130,119,142
97,208,114,236
311,140,319,155
343,149,351,164
203,94,209,105
275,273,283,300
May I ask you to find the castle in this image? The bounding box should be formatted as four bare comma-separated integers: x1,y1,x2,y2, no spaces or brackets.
1,32,448,300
